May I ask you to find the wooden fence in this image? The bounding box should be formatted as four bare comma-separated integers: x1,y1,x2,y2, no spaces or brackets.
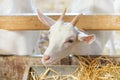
0,15,120,30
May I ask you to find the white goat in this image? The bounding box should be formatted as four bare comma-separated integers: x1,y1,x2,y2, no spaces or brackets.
0,0,40,55
36,9,109,65
37,0,117,65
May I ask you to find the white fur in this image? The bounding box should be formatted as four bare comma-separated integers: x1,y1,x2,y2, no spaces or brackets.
42,22,111,65
0,0,40,55
40,0,117,65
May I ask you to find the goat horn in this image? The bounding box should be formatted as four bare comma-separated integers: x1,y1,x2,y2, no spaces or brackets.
58,8,67,21
37,9,56,27
71,14,81,26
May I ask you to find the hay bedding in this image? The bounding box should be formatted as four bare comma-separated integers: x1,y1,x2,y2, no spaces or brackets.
30,56,120,80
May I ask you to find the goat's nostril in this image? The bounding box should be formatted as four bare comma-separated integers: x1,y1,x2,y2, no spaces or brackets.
44,55,50,61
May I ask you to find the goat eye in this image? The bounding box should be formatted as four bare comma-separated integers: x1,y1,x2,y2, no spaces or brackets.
68,40,74,43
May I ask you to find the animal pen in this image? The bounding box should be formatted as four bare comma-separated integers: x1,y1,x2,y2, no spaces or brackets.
0,14,120,80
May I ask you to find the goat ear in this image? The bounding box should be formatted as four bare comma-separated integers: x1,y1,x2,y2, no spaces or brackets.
37,9,56,27
78,33,96,44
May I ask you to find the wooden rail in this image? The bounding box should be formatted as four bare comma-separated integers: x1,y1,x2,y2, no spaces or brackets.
0,15,120,30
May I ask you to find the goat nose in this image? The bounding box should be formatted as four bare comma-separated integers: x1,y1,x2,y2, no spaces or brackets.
43,55,50,61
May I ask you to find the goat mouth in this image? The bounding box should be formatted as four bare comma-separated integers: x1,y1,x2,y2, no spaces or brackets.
41,58,60,65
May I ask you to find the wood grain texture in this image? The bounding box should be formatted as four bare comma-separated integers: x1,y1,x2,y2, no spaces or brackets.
0,56,68,80
0,15,120,30
0,56,42,80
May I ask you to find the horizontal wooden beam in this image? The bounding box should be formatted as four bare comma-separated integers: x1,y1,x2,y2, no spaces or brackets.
0,15,120,30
